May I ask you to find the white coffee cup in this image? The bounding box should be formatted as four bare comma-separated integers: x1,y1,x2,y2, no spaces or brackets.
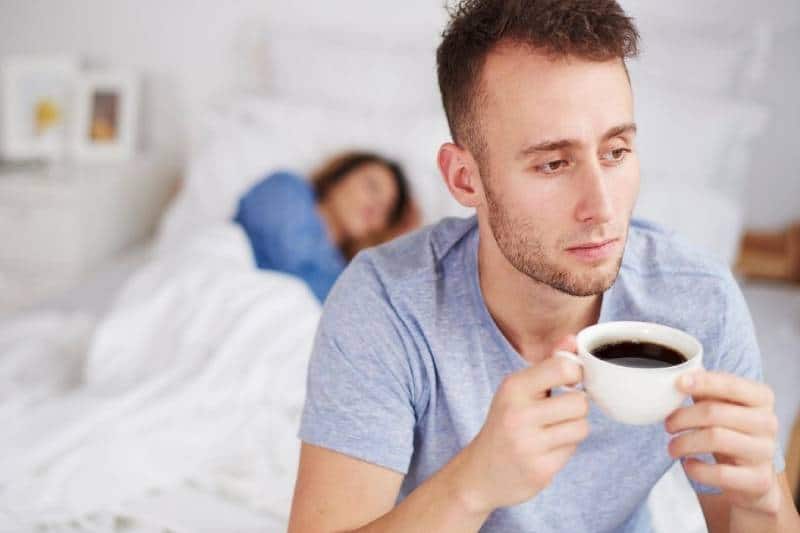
555,321,703,425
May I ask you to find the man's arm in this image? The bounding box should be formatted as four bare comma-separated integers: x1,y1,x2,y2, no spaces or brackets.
287,443,489,533
699,473,800,533
289,343,589,533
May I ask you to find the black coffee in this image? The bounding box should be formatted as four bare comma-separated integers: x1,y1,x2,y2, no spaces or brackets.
591,341,687,368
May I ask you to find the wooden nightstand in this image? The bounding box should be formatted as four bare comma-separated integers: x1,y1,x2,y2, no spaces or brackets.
0,155,179,315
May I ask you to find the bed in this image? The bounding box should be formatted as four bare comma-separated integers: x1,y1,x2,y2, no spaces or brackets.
0,224,317,532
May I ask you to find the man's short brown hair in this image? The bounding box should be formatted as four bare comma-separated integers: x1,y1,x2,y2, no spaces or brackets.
436,0,640,160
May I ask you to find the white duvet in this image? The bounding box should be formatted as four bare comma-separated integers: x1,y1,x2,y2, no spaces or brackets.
0,224,320,530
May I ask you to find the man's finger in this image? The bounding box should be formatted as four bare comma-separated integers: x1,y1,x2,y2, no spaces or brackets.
542,444,579,470
500,335,581,403
665,401,779,437
682,459,775,498
535,391,590,426
676,371,775,408
507,357,582,400
542,417,590,450
669,427,775,464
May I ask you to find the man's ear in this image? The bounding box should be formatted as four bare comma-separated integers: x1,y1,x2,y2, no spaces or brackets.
437,142,483,208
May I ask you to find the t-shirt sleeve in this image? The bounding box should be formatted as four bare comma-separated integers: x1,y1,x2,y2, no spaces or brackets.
689,270,786,494
298,254,418,473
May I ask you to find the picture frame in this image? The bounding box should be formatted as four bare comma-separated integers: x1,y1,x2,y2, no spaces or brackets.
0,55,79,161
71,71,139,161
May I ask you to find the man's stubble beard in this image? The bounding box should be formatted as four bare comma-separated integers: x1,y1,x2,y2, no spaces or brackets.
483,177,624,298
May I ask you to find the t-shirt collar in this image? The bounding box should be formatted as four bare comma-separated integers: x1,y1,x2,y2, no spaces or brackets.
466,223,620,369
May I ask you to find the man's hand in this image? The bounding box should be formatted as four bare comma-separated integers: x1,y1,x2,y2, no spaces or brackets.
453,336,590,515
666,371,781,515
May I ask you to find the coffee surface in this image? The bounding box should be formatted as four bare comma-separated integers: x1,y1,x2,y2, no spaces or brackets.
591,341,687,368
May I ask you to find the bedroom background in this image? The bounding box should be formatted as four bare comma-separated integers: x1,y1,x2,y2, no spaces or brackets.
0,0,798,531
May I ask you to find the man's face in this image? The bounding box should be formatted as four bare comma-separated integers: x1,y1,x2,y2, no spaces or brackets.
475,44,639,297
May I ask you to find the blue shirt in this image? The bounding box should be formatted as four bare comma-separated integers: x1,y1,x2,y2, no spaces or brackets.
299,216,784,532
234,171,346,302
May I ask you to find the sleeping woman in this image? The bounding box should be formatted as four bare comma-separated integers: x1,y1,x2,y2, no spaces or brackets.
234,151,417,302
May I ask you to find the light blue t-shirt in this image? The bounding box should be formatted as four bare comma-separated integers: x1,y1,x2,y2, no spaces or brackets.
299,216,784,532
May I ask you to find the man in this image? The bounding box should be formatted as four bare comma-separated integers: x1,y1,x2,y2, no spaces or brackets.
288,1,800,531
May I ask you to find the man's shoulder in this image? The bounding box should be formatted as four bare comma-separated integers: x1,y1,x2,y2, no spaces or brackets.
322,216,476,315
619,217,745,333
623,217,730,283
351,216,475,283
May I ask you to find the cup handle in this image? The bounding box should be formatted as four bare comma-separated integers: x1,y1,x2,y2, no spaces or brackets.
553,350,585,392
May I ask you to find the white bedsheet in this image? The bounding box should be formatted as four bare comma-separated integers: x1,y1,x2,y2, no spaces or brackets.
0,223,320,531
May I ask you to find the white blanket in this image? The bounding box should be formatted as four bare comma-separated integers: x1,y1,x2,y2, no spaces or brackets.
0,224,320,530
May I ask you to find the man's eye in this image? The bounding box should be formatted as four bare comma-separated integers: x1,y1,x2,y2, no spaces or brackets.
602,148,631,162
536,160,568,174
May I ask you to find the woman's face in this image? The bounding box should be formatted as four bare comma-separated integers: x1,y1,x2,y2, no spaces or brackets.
325,162,399,242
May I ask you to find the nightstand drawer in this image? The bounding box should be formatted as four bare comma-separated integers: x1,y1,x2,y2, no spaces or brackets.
0,264,80,316
0,155,179,314
0,203,83,268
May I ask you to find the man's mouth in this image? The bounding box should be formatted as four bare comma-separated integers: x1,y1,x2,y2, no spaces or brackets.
565,238,619,261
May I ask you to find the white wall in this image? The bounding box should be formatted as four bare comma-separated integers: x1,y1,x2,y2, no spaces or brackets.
0,0,445,159
0,0,797,228
0,0,269,158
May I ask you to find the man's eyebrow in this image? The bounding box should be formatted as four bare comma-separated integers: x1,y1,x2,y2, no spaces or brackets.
517,122,637,158
602,122,637,142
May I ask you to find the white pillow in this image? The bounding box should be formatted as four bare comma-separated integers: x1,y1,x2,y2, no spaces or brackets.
632,81,768,201
634,180,743,267
157,97,462,251
161,77,768,261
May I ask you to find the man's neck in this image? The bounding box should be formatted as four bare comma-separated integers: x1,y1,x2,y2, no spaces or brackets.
477,224,602,364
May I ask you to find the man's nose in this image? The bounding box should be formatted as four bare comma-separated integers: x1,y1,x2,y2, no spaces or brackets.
574,161,613,225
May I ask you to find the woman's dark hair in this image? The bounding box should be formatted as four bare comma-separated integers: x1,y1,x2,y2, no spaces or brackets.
311,151,410,227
